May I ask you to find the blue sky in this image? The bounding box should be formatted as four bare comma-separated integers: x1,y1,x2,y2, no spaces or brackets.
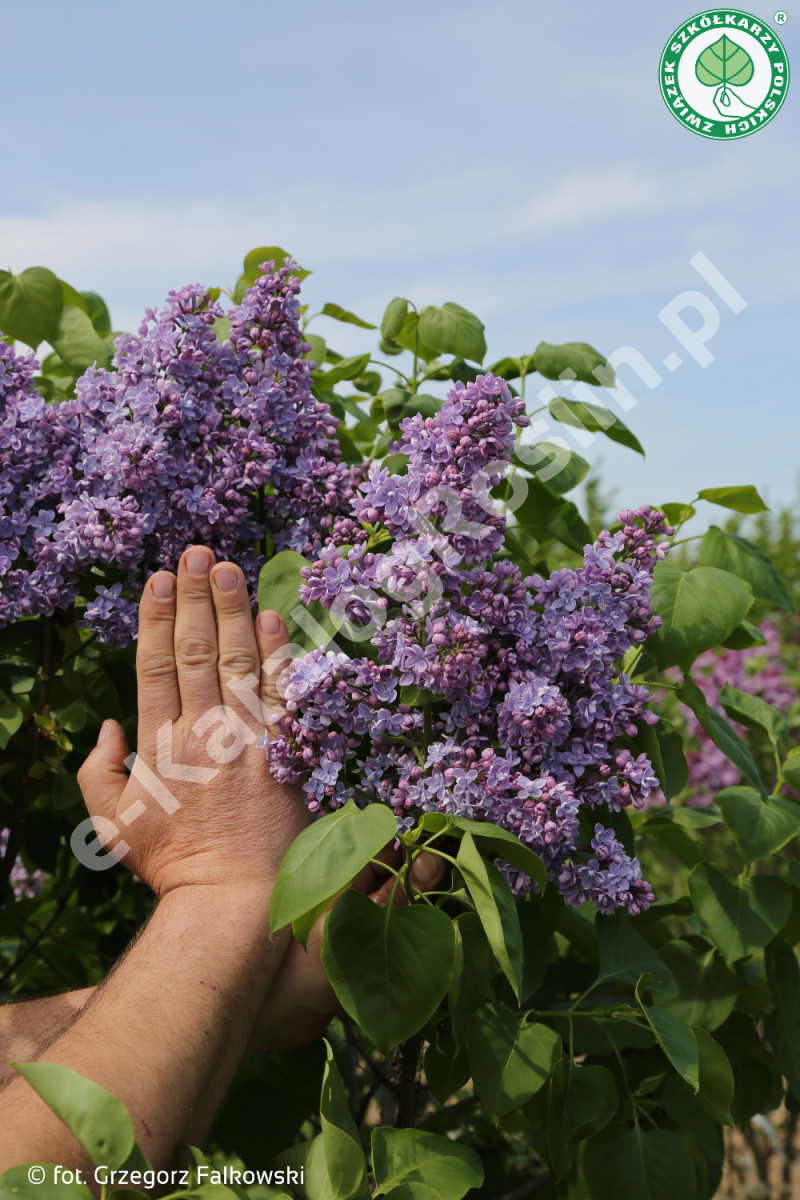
2,0,798,519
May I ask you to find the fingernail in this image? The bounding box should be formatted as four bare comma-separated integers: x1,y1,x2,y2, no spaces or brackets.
98,720,115,744
152,572,175,599
259,611,281,636
186,549,212,577
410,852,440,888
213,567,238,593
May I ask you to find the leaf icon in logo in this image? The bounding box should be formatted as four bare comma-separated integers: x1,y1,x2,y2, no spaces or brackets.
695,34,756,116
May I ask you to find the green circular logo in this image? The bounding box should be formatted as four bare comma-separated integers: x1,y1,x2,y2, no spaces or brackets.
659,9,790,139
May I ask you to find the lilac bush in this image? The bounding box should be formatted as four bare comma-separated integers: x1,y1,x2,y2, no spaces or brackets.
683,622,798,804
0,262,358,645
267,374,672,913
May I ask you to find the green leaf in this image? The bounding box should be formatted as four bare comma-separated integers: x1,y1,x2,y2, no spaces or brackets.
644,815,705,868
382,452,410,475
688,863,792,965
636,976,699,1091
697,485,767,515
243,245,309,282
714,1013,783,1123
0,697,23,750
50,304,109,373
424,1026,470,1104
534,341,612,386
79,291,112,337
449,913,491,1045
320,302,375,329
315,354,372,388
651,807,721,830
213,315,231,343
596,913,675,992
656,726,689,801
514,442,589,496
321,891,455,1055
58,279,87,311
723,620,768,650
457,832,523,1000
468,1005,560,1119
676,676,766,797
257,549,339,656
699,526,794,612
371,1128,483,1200
661,502,696,525
417,303,486,364
653,939,738,1031
381,297,409,341
380,388,442,429
352,370,381,396
0,1166,94,1199
548,396,643,455
695,34,754,87
337,426,363,465
0,267,63,348
693,1026,735,1125
393,312,441,363
785,748,800,791
764,1013,800,1106
270,799,397,941
716,787,800,862
304,333,327,368
648,561,753,669
319,1040,367,1200
12,1062,147,1169
719,683,790,749
547,1060,618,1179
765,937,800,1030
583,1125,696,1200
519,902,549,1002
486,355,537,382
513,478,592,555
412,813,546,890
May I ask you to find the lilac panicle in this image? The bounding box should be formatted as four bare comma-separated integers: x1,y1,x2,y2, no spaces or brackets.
267,373,670,914
0,262,359,644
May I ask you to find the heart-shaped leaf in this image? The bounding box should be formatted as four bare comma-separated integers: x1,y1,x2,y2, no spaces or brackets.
716,787,800,862
0,267,63,348
321,891,455,1055
689,863,791,964
468,1005,560,1118
649,561,753,668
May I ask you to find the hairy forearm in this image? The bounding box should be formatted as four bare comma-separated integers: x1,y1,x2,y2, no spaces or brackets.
0,988,94,1091
0,885,287,1170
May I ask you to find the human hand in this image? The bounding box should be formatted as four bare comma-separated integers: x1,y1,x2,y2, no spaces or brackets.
77,550,446,1053
77,547,309,903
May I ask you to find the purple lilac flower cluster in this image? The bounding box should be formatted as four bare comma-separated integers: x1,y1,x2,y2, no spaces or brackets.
0,262,358,645
267,373,672,913
0,829,44,901
683,622,798,805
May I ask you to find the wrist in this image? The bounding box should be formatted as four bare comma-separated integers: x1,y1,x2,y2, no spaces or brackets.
156,883,289,988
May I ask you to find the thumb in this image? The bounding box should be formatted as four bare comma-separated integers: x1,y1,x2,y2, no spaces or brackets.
76,720,130,822
370,852,446,909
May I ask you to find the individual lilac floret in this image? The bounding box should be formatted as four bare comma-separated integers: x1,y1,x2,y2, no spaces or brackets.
266,364,670,915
